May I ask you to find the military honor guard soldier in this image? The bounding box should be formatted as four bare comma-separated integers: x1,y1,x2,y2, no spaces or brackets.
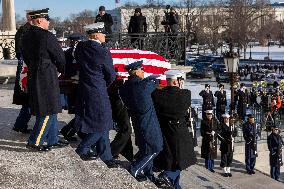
21,8,68,151
12,10,33,134
119,60,164,184
236,83,248,122
218,113,238,177
214,84,227,122
73,22,118,168
200,110,220,172
152,70,197,189
242,114,258,174
267,125,283,181
199,84,215,119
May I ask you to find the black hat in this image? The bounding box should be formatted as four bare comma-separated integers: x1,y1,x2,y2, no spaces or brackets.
205,84,210,88
135,8,141,13
247,114,254,118
240,83,245,88
67,33,85,41
29,8,50,21
99,6,105,11
219,84,224,88
125,60,143,71
271,124,279,129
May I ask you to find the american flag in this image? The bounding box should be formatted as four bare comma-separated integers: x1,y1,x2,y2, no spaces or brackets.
110,48,171,85
115,0,120,3
19,49,171,90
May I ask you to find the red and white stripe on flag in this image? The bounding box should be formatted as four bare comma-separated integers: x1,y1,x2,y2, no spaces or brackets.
110,48,171,86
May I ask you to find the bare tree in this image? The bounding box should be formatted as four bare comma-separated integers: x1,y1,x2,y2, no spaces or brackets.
222,0,274,58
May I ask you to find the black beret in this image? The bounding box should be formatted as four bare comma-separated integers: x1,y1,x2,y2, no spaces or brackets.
219,84,224,88
125,60,143,71
205,84,210,88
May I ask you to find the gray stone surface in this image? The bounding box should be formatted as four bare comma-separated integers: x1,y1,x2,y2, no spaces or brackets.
0,84,283,189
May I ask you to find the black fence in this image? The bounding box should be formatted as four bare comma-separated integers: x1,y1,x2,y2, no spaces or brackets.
0,35,15,60
0,32,187,65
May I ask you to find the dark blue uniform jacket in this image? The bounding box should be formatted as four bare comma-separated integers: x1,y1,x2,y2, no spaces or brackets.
74,40,116,133
119,76,163,155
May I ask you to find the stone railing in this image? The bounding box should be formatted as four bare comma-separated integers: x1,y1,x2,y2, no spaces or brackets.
0,34,16,60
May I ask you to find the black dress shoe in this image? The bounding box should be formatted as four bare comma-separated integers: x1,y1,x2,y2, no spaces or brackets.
223,173,229,177
104,160,120,168
26,144,51,152
134,173,148,182
251,170,255,174
79,152,98,161
64,136,77,142
48,142,68,149
227,173,232,177
158,172,174,188
247,170,252,175
146,174,164,187
209,169,215,173
13,127,32,134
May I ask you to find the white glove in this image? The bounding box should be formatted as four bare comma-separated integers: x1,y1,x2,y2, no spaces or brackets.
211,131,215,135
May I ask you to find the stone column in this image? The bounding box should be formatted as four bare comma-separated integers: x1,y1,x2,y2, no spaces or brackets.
2,0,16,31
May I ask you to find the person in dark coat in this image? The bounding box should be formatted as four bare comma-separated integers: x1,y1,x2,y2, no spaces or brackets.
12,10,33,134
109,78,134,162
267,125,283,181
218,113,238,177
200,110,220,172
119,60,163,184
242,114,258,174
59,34,85,142
128,8,147,49
236,83,248,122
168,7,179,34
152,70,196,189
73,23,118,168
21,8,67,152
95,6,113,34
214,84,227,122
199,84,215,119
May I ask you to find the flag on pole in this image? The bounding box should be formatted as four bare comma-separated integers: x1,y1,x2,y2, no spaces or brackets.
115,0,120,3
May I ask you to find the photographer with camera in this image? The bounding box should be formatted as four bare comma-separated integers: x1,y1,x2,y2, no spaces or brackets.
161,6,179,34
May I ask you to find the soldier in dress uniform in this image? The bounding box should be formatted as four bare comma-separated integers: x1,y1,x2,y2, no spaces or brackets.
12,10,33,134
21,8,67,152
267,125,283,181
200,110,220,172
119,60,163,184
73,22,118,168
218,113,238,177
199,84,215,119
152,70,197,189
214,84,227,122
236,83,248,122
60,33,85,142
242,114,258,174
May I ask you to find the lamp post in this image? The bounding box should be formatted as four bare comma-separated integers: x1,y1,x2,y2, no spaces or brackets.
249,44,252,60
267,34,271,60
224,45,239,116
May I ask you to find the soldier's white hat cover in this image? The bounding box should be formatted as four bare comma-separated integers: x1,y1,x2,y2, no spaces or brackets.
222,113,230,118
205,110,213,114
164,69,184,79
84,22,105,34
